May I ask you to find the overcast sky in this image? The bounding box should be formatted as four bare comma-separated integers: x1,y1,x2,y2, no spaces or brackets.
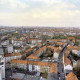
0,0,80,27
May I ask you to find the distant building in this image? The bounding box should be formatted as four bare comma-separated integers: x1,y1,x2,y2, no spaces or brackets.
7,45,13,53
27,39,42,45
12,40,23,46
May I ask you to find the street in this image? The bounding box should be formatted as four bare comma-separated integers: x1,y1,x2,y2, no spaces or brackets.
57,42,69,80
5,68,12,80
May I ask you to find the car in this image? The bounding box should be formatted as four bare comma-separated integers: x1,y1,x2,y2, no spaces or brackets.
63,77,65,80
58,72,60,76
59,77,60,80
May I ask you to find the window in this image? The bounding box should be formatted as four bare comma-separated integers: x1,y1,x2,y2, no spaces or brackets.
0,62,4,65
0,58,1,62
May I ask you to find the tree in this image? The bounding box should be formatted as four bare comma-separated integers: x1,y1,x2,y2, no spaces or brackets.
75,41,79,46
44,71,48,79
42,35,50,41
21,53,26,60
13,33,19,37
33,35,36,38
74,60,80,80
26,46,31,50
55,43,59,47
45,42,51,46
53,35,67,39
46,51,52,55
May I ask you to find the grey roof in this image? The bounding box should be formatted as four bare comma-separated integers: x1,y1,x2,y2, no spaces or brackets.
36,72,40,76
1,40,9,46
23,74,40,80
11,73,25,80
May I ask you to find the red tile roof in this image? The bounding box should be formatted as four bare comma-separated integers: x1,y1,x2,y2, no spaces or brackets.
4,53,21,57
27,54,39,59
67,72,78,80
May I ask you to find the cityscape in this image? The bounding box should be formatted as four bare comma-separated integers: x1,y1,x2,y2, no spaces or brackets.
0,27,80,80
0,0,80,80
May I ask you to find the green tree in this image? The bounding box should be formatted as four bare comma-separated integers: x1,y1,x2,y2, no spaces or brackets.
21,53,26,60
74,60,80,80
44,71,48,79
26,46,31,50
55,43,59,47
13,33,19,37
42,35,50,41
53,35,67,39
46,51,52,55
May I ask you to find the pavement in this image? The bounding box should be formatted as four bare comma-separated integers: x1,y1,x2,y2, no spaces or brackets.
5,68,12,80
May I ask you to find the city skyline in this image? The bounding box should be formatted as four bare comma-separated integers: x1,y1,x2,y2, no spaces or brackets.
0,0,80,27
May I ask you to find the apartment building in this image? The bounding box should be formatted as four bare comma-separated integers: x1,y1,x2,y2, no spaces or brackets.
63,49,73,76
47,45,62,61
27,39,42,45
11,59,57,74
0,55,5,80
4,53,22,62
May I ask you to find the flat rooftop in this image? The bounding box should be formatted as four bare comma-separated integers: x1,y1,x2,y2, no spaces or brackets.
11,73,25,80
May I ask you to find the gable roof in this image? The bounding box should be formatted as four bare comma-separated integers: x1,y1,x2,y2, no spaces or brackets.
4,53,21,57
67,72,78,80
27,54,39,60
68,45,80,50
64,48,72,66
25,49,32,53
33,46,46,55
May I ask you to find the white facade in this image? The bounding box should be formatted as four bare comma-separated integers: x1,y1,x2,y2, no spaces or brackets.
42,32,53,38
7,45,13,53
28,40,42,45
5,55,21,62
53,52,59,61
73,61,78,68
33,65,37,71
16,63,26,69
0,48,4,55
12,40,23,46
0,55,5,80
13,63,50,73
72,50,80,57
1,40,9,46
12,63,50,73
29,65,32,71
64,65,73,74
14,49,22,53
